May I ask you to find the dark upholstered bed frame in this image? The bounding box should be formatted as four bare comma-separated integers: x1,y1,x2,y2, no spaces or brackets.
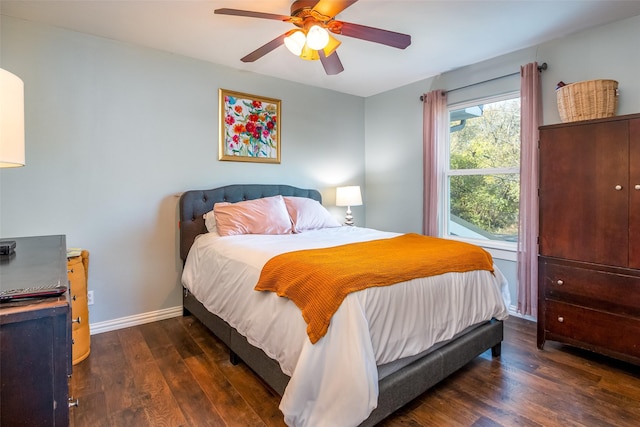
179,184,503,426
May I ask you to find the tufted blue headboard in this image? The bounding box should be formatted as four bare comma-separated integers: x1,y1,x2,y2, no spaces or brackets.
179,184,322,262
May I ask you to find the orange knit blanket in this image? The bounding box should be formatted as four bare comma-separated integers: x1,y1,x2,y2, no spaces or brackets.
254,233,494,344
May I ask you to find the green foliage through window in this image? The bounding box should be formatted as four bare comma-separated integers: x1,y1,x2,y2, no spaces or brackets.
447,97,520,243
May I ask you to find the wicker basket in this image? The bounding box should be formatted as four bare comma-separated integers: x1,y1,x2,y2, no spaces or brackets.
556,79,619,122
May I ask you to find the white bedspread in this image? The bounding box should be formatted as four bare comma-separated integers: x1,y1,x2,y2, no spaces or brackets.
182,227,509,427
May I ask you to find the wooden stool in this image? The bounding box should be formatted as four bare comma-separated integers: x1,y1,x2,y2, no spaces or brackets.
68,250,90,364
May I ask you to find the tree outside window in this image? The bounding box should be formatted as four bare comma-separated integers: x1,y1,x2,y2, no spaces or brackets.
445,95,520,248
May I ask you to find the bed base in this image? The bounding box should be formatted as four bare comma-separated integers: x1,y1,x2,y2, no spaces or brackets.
184,289,503,426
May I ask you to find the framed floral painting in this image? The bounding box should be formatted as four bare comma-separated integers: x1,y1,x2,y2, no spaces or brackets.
219,89,281,163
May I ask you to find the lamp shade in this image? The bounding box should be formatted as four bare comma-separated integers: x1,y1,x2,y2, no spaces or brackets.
336,186,362,207
0,68,25,168
284,30,306,56
306,25,329,50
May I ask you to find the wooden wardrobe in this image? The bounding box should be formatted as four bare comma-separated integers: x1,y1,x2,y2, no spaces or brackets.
538,112,640,365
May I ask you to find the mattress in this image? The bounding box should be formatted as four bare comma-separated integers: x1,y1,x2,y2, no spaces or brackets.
182,226,509,427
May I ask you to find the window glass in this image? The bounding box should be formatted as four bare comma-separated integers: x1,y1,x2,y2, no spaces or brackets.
445,95,520,247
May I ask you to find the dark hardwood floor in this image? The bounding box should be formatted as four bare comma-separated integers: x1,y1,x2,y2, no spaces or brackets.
70,315,640,427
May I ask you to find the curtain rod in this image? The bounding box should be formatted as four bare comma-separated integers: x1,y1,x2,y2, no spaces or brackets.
419,62,547,101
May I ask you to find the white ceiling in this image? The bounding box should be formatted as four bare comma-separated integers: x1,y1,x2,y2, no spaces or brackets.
3,1,640,97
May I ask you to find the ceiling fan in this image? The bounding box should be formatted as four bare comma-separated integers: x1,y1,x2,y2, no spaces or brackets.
214,0,411,75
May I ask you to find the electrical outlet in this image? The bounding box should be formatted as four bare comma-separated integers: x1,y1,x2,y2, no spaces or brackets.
87,290,94,306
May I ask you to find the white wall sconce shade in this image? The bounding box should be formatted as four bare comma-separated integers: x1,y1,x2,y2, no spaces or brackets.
336,186,363,226
0,68,25,168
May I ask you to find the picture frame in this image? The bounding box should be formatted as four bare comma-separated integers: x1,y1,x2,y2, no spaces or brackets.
219,89,281,163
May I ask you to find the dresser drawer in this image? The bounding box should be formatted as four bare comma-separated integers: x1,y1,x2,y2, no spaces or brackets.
544,300,640,359
540,259,640,317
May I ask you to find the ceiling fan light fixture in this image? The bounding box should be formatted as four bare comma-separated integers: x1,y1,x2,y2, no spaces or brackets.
215,2,410,75
306,25,329,50
300,44,320,61
284,30,306,56
322,34,342,57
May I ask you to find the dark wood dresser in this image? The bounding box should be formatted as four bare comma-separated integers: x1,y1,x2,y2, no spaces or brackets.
0,235,72,425
537,113,640,365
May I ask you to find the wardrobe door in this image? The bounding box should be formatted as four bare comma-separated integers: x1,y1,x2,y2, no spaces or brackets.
539,120,629,266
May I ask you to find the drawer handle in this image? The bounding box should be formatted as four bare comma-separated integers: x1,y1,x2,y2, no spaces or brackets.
636,184,640,191
557,316,564,323
615,185,623,191
72,316,81,324
72,295,77,301
68,398,79,408
68,268,74,274
556,279,564,286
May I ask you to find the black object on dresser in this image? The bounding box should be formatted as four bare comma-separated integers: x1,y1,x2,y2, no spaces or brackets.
0,235,73,426
538,113,640,365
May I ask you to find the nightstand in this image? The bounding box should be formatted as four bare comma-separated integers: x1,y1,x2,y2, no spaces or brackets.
0,235,73,425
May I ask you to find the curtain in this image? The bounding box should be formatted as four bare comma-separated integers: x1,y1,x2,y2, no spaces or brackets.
517,62,542,317
422,90,447,236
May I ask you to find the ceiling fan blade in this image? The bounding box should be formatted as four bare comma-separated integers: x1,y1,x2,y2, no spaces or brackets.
319,50,344,75
241,33,287,63
337,22,411,49
214,8,292,22
313,0,358,18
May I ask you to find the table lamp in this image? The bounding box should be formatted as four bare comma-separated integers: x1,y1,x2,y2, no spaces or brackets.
0,68,25,168
336,186,362,226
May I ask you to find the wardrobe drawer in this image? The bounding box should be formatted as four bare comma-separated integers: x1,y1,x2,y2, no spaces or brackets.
544,300,640,359
540,261,640,316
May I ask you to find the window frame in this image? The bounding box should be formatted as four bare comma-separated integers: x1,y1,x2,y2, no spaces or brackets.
440,91,521,254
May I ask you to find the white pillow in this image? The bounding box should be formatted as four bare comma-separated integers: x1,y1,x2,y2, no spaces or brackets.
283,196,342,233
203,210,217,233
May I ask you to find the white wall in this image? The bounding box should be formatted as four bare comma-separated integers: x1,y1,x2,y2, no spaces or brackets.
364,14,640,309
3,12,639,326
0,16,365,325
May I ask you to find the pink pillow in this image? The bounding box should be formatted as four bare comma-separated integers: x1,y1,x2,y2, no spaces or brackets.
284,196,342,233
214,195,293,236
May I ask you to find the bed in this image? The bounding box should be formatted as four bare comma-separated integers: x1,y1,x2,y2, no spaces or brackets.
179,184,508,427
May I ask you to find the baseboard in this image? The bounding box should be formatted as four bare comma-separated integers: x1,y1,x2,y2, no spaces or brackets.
89,306,183,335
88,304,533,335
508,305,537,322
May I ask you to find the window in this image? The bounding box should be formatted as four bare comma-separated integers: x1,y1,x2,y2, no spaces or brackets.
443,93,520,250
